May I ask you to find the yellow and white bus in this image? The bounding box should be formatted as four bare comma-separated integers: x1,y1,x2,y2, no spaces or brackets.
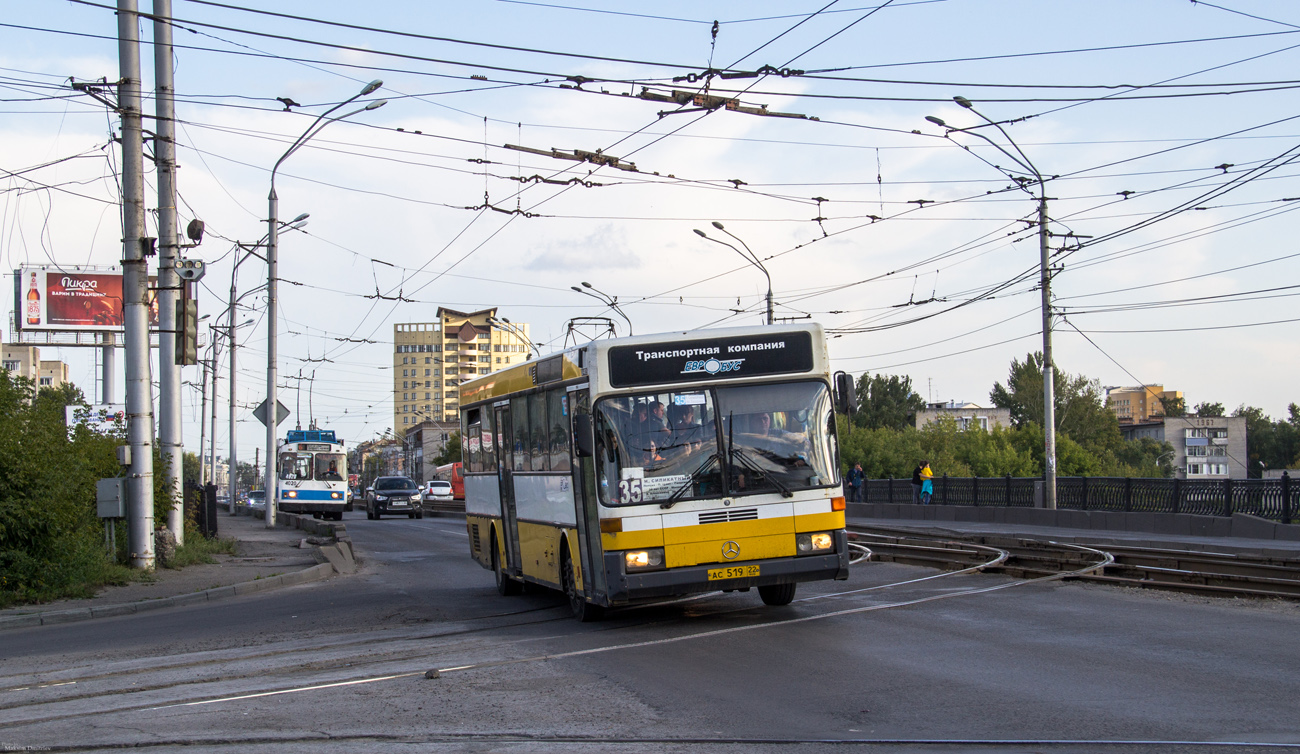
459,323,853,620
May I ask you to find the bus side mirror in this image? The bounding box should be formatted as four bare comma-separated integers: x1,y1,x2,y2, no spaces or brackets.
573,414,595,458
834,371,857,416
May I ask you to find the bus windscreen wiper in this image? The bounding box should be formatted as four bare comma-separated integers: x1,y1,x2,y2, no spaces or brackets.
730,446,793,498
661,452,721,509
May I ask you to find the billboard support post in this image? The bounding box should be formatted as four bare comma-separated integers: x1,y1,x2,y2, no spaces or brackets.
154,0,183,546
119,0,156,570
101,332,115,404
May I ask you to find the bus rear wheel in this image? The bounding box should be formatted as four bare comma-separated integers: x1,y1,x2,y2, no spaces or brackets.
759,583,797,606
562,547,604,622
493,537,521,596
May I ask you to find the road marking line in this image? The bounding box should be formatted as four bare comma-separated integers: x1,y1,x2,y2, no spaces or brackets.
152,672,425,709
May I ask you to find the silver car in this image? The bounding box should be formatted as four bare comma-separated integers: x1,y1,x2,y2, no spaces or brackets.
366,476,422,520
424,480,454,503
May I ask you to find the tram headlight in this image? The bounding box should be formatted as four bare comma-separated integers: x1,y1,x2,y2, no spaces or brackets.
796,531,834,554
624,548,665,572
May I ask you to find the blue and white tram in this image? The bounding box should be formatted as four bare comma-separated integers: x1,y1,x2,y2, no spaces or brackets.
276,429,349,521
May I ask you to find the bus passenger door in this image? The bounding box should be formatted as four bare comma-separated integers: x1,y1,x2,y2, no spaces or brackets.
494,405,521,575
569,389,606,602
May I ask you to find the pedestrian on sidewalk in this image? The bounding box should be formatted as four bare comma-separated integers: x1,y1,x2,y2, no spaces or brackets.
920,462,934,505
846,463,865,503
911,460,927,505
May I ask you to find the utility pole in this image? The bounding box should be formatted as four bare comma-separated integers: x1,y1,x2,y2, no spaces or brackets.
153,0,183,545
118,0,155,569
228,292,239,515
1038,195,1057,510
198,350,208,484
209,340,219,489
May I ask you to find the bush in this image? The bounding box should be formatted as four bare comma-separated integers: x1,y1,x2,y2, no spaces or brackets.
0,372,174,606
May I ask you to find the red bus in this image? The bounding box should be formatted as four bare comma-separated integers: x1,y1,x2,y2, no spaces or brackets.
434,462,464,501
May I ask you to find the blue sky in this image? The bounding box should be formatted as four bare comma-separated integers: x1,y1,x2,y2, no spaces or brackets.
3,0,1299,454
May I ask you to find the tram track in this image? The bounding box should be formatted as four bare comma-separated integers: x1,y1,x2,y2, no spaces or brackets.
849,524,1300,601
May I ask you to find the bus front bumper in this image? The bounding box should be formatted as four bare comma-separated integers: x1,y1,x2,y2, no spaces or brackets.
602,529,850,604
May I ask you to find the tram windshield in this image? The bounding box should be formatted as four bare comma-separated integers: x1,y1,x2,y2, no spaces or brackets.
280,452,313,481
280,451,345,481
314,453,345,481
594,380,838,506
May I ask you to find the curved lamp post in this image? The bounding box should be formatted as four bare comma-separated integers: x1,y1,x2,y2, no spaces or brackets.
927,96,1056,509
264,80,386,527
488,316,541,357
693,222,773,325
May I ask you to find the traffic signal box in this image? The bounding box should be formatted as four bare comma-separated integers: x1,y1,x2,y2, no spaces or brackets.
176,285,198,366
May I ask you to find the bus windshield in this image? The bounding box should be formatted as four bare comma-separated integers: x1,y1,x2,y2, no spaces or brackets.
594,380,838,506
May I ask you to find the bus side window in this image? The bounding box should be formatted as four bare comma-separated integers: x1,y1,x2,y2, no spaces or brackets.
467,422,483,472
481,409,497,471
529,391,549,472
548,389,570,472
511,396,529,471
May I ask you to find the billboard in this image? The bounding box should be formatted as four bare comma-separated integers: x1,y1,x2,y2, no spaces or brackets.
16,266,158,333
65,404,127,434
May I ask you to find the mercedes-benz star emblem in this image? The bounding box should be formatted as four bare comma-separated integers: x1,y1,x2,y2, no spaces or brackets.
722,541,741,560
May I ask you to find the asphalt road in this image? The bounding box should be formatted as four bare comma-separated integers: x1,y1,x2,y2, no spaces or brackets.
4,511,1300,753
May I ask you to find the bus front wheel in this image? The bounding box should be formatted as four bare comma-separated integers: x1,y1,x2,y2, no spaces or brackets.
759,583,796,606
562,547,604,622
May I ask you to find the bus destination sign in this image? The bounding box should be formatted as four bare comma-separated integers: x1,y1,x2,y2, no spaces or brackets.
607,331,814,388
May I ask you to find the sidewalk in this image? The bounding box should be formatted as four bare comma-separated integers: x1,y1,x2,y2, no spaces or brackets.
0,511,352,630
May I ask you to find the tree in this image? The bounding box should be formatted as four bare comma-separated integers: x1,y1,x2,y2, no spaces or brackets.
182,451,202,487
235,461,260,491
433,431,462,466
1159,395,1186,418
853,372,925,430
1234,404,1300,477
1192,401,1224,417
988,352,1122,453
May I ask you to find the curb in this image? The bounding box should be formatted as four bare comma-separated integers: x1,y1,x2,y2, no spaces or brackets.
0,563,335,631
0,513,361,632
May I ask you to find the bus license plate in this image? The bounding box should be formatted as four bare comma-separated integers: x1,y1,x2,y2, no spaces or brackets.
708,565,760,581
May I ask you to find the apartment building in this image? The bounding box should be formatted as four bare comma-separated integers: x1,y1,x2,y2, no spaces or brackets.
1119,415,1248,479
1106,384,1182,424
914,401,1010,431
392,307,531,430
1,344,69,390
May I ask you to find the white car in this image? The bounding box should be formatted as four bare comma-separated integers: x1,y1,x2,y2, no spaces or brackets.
424,480,454,503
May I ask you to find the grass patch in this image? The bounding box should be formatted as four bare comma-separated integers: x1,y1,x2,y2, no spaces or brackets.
166,527,238,569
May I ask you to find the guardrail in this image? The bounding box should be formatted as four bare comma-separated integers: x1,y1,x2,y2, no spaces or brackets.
862,472,1296,523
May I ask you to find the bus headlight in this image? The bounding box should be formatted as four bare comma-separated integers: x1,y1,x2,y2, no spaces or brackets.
331,491,342,499
624,548,665,572
284,490,297,498
796,532,834,554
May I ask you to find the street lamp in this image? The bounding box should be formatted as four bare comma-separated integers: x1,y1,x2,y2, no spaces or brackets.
570,282,633,336
487,316,541,357
265,80,386,528
220,217,308,517
206,317,253,512
693,222,773,324
927,96,1058,510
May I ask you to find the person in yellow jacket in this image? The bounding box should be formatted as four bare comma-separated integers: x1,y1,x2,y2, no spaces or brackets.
919,462,934,504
